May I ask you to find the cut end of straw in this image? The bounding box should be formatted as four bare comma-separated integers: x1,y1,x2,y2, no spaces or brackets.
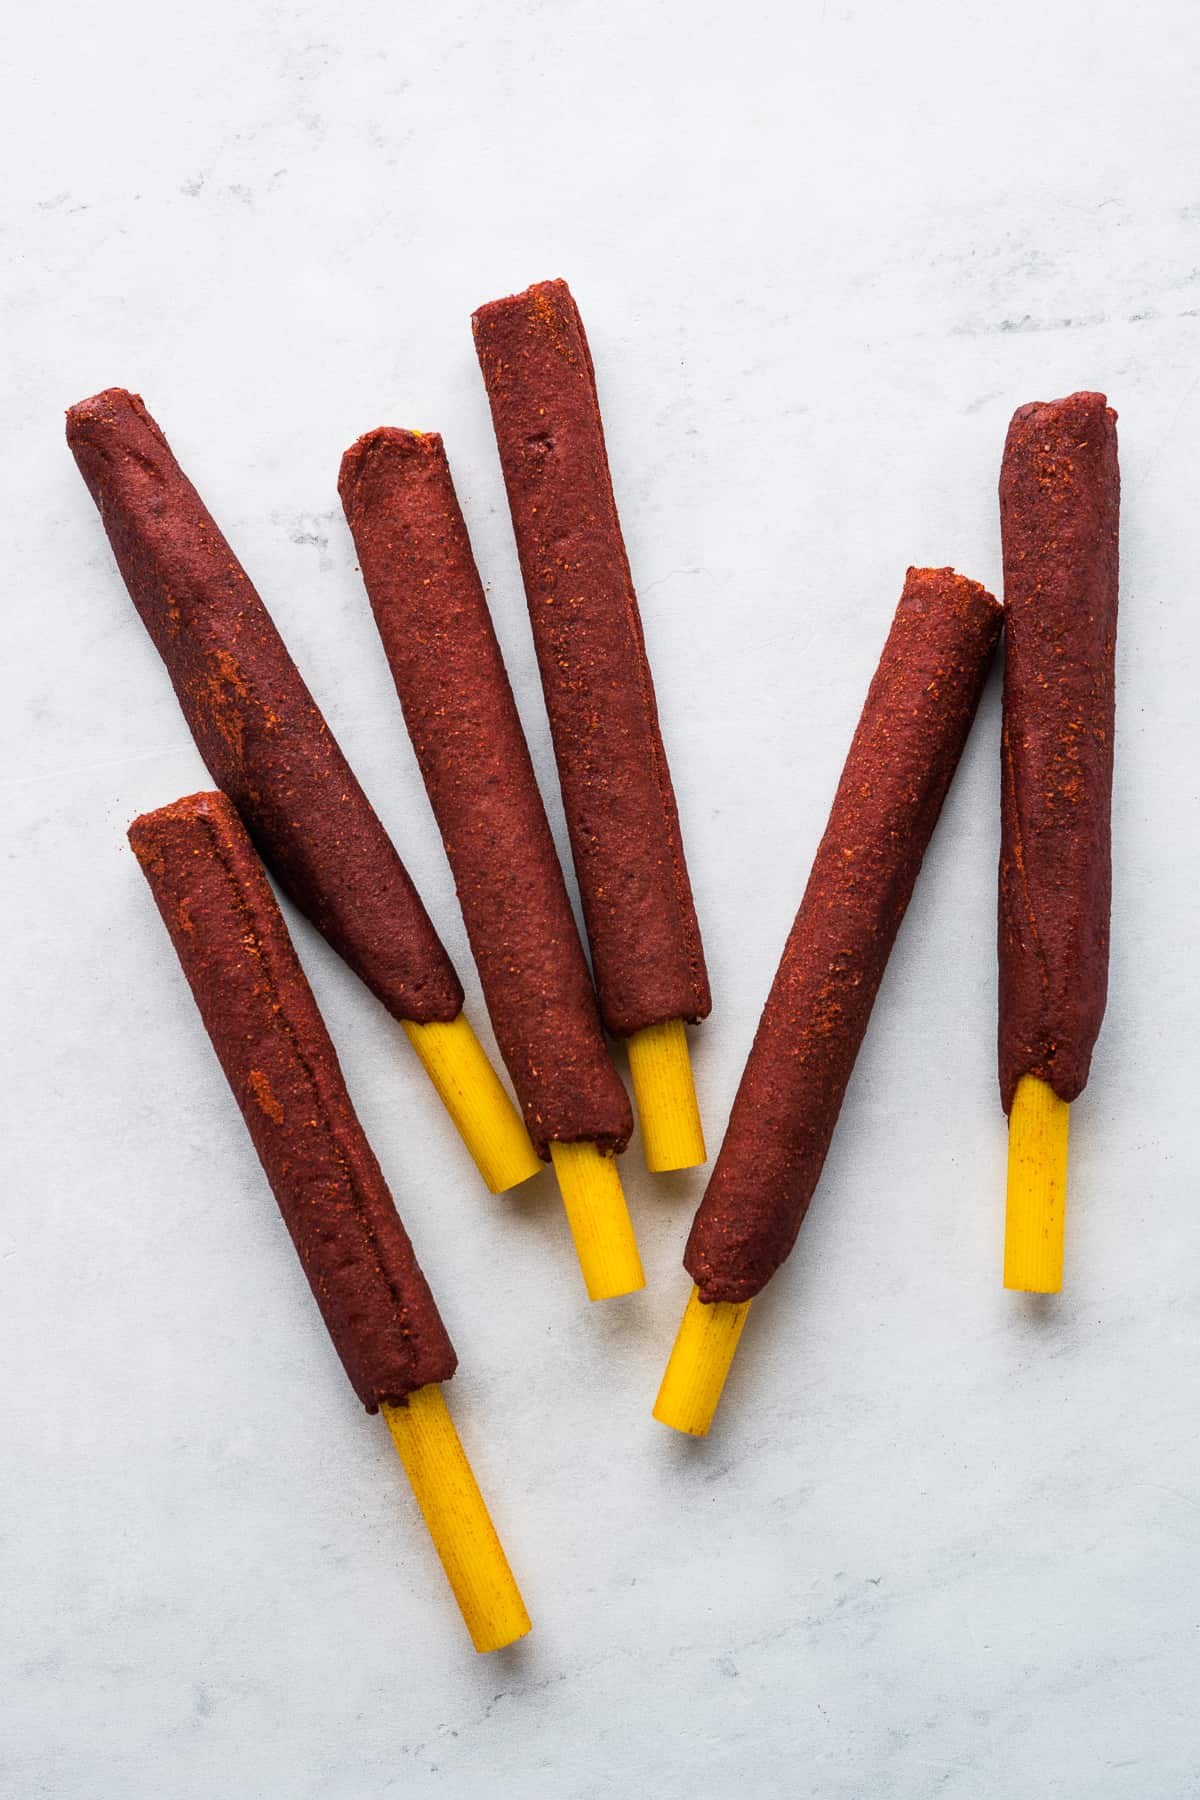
626,1019,707,1173
549,1140,646,1300
1004,1074,1070,1293
653,1285,751,1436
402,1014,541,1194
382,1384,531,1654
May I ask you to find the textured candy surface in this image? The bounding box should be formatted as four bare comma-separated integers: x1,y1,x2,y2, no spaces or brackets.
998,392,1119,1112
68,388,461,1025
129,791,457,1409
339,427,632,1155
685,569,1002,1303
473,280,710,1037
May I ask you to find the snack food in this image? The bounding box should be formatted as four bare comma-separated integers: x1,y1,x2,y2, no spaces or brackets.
473,280,708,1170
68,387,538,1194
656,568,1002,1433
998,391,1119,1291
339,426,643,1298
130,790,529,1651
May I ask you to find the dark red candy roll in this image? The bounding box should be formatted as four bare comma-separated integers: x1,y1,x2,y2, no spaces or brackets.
998,392,1119,1113
68,388,462,1026
338,428,632,1157
129,791,456,1410
471,280,710,1038
685,569,1003,1304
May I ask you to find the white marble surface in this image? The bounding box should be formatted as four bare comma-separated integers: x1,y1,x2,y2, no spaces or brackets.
5,3,1200,1793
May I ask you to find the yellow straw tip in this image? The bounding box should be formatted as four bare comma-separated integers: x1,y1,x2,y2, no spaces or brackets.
474,1609,532,1653
653,1287,751,1436
383,1386,531,1654
402,1015,542,1194
626,1020,707,1173
549,1140,645,1300
1003,1074,1070,1294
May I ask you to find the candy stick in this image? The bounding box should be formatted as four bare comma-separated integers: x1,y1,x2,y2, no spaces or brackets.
340,428,642,1297
67,388,536,1194
998,392,1119,1292
130,791,530,1649
473,281,710,1172
659,570,1002,1432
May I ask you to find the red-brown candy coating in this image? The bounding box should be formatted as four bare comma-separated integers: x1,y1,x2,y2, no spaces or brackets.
68,388,462,1025
685,569,1002,1303
129,791,456,1409
472,280,710,1038
338,427,632,1156
998,392,1119,1112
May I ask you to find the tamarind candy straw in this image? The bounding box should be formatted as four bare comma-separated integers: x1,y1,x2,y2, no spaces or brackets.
998,393,1119,1292
339,428,642,1300
129,791,529,1652
656,569,1002,1434
67,388,538,1196
473,280,709,1171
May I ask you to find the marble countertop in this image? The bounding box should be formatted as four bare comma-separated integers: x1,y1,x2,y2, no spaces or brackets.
5,2,1199,1794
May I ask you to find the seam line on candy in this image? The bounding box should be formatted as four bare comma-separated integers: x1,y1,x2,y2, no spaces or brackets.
197,807,424,1362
